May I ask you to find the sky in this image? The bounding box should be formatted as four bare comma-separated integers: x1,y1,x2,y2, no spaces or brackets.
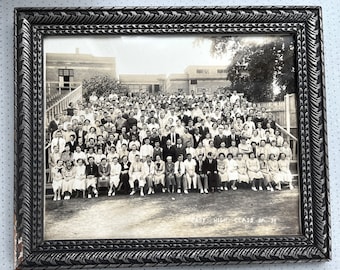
44,35,234,75
44,35,284,76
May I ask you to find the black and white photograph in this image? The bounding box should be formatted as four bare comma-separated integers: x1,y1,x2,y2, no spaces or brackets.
44,34,300,240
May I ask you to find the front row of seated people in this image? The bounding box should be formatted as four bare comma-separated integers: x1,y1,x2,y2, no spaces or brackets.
51,151,294,201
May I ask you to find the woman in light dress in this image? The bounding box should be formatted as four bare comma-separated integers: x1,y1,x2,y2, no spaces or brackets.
238,137,253,159
107,146,120,163
205,140,217,159
73,158,86,198
278,153,294,190
246,152,264,191
259,153,274,191
109,156,121,196
154,154,166,192
217,153,229,190
51,159,64,201
236,153,249,184
267,153,284,190
226,153,239,190
62,160,76,200
195,141,206,160
280,141,293,161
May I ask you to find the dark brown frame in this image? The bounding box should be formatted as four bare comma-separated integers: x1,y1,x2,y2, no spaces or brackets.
14,6,330,269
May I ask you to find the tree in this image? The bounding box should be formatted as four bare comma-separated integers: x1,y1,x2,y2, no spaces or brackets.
82,75,128,101
210,36,296,102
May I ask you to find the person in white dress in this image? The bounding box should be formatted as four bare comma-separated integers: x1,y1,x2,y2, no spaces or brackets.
217,153,229,190
236,153,250,184
109,157,121,196
154,155,166,193
226,153,239,190
51,159,64,201
73,159,86,198
73,145,86,163
107,146,120,164
279,140,293,161
62,160,76,200
268,154,284,190
259,153,274,191
246,152,264,191
143,155,156,195
140,138,154,161
95,148,106,165
183,153,198,192
278,153,294,190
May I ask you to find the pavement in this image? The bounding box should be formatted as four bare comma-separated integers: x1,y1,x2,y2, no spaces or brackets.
44,188,300,240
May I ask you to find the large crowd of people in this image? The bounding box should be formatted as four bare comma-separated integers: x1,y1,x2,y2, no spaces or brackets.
47,90,295,201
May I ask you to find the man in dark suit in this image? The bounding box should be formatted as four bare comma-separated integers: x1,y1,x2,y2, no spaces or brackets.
226,127,240,147
165,126,180,146
213,127,228,148
48,114,60,139
125,111,138,130
253,111,264,128
192,128,203,148
75,122,87,143
65,134,78,152
186,120,196,135
203,152,219,192
178,109,191,126
149,128,162,147
174,138,187,161
198,119,210,138
163,139,176,162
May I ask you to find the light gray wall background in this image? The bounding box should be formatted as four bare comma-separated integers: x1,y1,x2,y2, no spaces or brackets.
1,0,339,269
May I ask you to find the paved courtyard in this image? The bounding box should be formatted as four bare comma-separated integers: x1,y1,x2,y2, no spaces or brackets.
44,188,300,240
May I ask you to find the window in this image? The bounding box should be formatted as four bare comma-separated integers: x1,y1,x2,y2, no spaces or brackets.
217,69,227,73
58,69,74,76
196,69,209,74
58,69,74,89
190,79,197,85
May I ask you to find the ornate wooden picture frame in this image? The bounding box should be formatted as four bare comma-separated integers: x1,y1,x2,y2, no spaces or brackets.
15,6,330,269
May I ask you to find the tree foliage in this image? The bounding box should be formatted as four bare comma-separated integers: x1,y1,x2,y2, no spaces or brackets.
82,75,128,101
210,36,296,102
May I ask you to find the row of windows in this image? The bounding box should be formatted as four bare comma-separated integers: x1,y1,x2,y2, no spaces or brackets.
196,69,227,74
58,68,228,78
58,69,74,76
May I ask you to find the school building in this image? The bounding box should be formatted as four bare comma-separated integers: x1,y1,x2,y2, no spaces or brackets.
45,50,117,94
119,74,167,94
118,65,232,95
165,65,232,95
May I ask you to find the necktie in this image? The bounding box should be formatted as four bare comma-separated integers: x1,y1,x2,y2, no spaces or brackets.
178,162,181,173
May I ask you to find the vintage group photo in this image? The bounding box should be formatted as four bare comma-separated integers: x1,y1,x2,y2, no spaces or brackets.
44,35,300,240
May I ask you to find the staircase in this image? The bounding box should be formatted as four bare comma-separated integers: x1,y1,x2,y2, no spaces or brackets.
45,85,83,125
46,92,69,108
